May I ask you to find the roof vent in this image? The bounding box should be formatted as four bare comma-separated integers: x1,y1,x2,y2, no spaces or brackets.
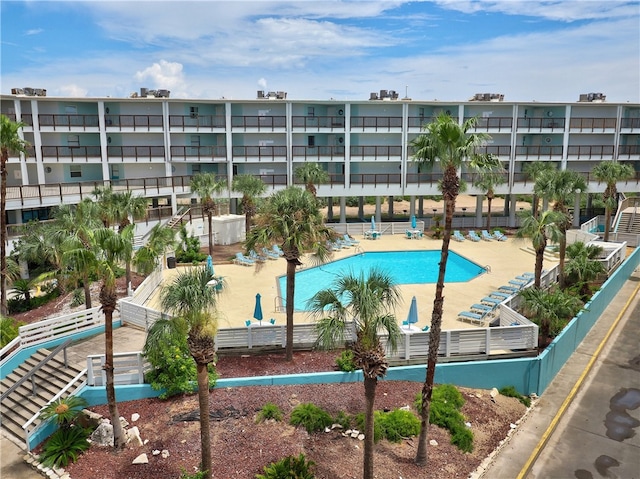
578,92,606,102
470,93,504,102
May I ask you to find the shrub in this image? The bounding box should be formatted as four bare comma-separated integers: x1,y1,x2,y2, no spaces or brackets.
256,453,316,479
179,468,208,479
70,288,84,307
335,350,356,372
289,403,333,434
0,316,24,348
333,410,352,430
499,386,531,407
39,426,91,468
354,412,383,443
375,409,420,443
256,402,283,423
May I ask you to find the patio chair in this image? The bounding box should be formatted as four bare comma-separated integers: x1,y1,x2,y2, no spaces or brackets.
453,230,466,242
234,252,255,266
457,310,489,326
336,238,352,248
467,230,481,242
405,230,413,239
262,247,280,260
470,303,495,314
481,230,494,241
272,244,285,256
498,285,520,294
492,230,508,241
343,234,359,245
249,250,267,263
489,291,511,299
481,296,503,306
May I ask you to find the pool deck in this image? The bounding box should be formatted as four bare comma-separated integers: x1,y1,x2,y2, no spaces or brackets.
144,233,555,332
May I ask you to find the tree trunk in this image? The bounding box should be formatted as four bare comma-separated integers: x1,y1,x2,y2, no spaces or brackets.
285,258,296,361
558,228,567,289
104,307,126,448
415,189,457,466
1,152,7,316
532,194,539,218
196,362,212,479
486,195,493,230
83,273,92,309
603,205,611,243
534,243,546,289
363,377,377,479
207,213,214,257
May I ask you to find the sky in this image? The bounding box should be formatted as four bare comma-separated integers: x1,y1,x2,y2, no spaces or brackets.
1,1,639,103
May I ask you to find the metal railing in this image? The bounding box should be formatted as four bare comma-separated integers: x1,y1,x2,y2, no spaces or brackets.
350,116,403,130
38,114,100,129
169,115,226,129
291,116,345,129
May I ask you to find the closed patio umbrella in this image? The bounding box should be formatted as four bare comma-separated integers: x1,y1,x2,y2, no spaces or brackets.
411,215,417,229
207,255,214,276
406,296,419,330
253,293,264,325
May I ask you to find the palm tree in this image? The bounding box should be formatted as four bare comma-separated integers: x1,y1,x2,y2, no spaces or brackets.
245,186,334,361
473,163,506,230
591,161,634,242
410,112,499,467
516,209,564,288
523,162,557,218
159,266,220,479
191,173,227,256
534,170,587,289
1,115,30,315
308,268,402,479
133,223,176,275
232,174,267,235
565,242,606,298
294,162,329,198
64,226,131,449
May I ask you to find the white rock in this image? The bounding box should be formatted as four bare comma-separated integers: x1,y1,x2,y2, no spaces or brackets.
510,423,517,429
126,426,143,446
324,427,331,433
429,439,438,446
161,450,170,459
345,429,352,435
152,450,161,456
400,405,411,411
132,453,149,465
490,388,499,398
90,422,114,447
357,434,365,441
143,439,149,445
465,422,472,428
131,413,140,422
350,431,359,438
331,423,343,429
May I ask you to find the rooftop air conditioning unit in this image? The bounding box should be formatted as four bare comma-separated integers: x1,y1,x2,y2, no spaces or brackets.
257,90,265,99
140,87,149,97
11,88,24,95
369,92,379,100
156,89,170,98
23,87,35,96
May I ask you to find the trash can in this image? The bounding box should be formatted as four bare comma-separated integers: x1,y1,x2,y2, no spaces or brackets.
167,256,176,269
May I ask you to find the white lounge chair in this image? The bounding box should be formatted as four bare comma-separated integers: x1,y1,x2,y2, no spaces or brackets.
234,252,255,266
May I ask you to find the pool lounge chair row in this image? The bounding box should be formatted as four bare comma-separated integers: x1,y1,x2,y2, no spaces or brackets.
452,230,507,242
234,245,285,266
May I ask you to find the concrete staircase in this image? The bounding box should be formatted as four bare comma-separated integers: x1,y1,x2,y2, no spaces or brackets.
0,348,85,446
616,208,640,235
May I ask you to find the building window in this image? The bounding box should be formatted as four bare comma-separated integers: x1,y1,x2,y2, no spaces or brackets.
70,165,82,178
308,135,315,147
190,106,199,119
307,107,315,117
67,135,80,147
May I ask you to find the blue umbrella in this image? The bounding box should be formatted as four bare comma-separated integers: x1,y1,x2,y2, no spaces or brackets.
371,216,376,231
406,296,419,329
411,215,417,229
253,293,264,325
207,255,214,275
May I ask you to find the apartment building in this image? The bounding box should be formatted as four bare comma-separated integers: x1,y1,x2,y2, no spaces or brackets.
1,89,639,230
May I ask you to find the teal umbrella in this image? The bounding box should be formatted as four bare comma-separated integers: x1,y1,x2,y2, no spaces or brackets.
411,215,417,229
371,216,376,231
253,293,264,325
207,255,214,275
406,296,418,329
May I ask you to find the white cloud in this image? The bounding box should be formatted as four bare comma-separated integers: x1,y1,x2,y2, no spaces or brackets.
57,84,89,97
134,60,185,91
25,28,43,36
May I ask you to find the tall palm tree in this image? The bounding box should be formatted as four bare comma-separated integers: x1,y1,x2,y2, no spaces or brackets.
534,170,587,289
294,162,329,198
591,161,634,242
232,174,267,235
245,186,334,361
308,268,401,479
64,226,131,449
516,209,564,288
410,112,499,467
159,267,220,479
132,223,176,275
523,162,556,218
191,173,227,256
565,242,606,298
1,115,29,315
472,163,506,230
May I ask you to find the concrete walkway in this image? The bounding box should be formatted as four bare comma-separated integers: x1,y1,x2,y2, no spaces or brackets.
476,269,640,479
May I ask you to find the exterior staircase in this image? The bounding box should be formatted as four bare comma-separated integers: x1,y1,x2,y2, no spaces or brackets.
0,347,85,447
616,208,640,235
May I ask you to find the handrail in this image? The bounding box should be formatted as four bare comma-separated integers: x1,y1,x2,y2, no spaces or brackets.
0,338,73,402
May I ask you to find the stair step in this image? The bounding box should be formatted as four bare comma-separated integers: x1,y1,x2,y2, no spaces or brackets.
1,416,28,442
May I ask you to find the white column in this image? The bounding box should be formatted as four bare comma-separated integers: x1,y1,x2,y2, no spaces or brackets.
340,197,347,223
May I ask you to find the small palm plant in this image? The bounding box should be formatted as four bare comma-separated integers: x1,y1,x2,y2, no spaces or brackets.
38,395,91,468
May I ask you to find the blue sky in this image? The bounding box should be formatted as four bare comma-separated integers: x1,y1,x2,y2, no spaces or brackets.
1,1,638,102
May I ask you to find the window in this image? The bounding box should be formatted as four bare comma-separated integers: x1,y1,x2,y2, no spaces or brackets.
192,164,201,174
307,107,315,117
65,105,77,114
70,165,82,178
190,106,199,119
67,135,80,147
308,135,315,147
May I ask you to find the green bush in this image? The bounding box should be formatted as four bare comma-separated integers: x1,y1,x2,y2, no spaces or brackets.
289,403,333,434
70,288,84,307
333,410,352,430
335,350,356,372
39,426,91,468
354,412,383,443
179,468,208,479
375,409,421,443
0,316,24,348
256,453,316,479
256,402,283,423
414,384,474,453
176,226,207,264
499,386,531,407
8,287,60,314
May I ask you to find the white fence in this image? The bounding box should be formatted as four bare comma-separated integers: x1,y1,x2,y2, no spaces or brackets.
87,351,150,386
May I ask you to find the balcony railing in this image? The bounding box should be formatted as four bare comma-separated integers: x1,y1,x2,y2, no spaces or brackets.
618,145,640,157
517,118,566,130
408,116,459,128
170,145,227,159
232,145,287,159
350,173,401,186
291,146,345,160
255,174,287,187
464,116,514,130
515,145,563,158
104,115,163,128
566,145,615,159
41,146,102,160
406,173,444,186
350,145,402,159
38,114,100,129
461,171,510,185
107,146,165,160
168,115,226,129
569,118,617,130
291,116,345,129
474,145,512,157
620,118,640,129
293,173,346,187
231,116,286,129
350,117,403,130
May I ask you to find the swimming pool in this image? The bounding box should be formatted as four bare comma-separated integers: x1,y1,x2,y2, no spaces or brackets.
278,250,485,311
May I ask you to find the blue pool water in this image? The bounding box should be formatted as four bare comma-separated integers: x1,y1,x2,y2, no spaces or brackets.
278,250,485,311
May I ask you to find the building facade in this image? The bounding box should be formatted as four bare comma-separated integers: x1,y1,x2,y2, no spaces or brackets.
1,90,639,229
